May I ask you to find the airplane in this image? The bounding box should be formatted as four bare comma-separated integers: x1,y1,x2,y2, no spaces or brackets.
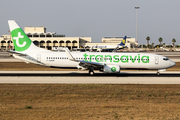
8,20,176,75
88,36,127,52
160,47,169,51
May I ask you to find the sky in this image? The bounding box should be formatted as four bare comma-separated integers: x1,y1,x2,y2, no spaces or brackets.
0,0,180,45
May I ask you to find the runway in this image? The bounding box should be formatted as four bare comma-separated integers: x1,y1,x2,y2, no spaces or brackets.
0,71,180,84
0,52,180,84
0,71,180,77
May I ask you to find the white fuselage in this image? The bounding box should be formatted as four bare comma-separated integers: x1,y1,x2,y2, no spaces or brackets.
8,20,175,73
13,51,175,70
90,45,124,50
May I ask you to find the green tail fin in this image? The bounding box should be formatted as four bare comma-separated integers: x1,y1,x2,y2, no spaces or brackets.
8,20,32,52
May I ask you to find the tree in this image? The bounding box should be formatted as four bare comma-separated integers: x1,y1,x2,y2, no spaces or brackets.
146,36,150,48
158,37,163,47
152,43,154,48
172,38,176,48
163,43,166,47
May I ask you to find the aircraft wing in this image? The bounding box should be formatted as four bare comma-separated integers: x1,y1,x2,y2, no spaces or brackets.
64,47,104,69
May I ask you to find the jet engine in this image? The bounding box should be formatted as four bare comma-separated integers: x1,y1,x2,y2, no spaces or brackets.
103,65,120,73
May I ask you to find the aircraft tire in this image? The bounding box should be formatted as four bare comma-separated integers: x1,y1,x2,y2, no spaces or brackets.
157,72,160,76
89,70,94,76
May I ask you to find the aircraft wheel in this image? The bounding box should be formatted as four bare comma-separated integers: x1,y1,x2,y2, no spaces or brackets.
89,70,94,75
157,72,160,76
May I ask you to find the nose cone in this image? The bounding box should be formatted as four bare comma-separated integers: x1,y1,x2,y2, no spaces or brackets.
169,61,176,68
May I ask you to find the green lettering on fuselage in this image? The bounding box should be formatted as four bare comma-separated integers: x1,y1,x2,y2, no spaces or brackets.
141,56,149,63
130,55,137,63
113,55,119,63
90,55,95,62
83,53,88,61
121,55,128,63
138,54,140,63
83,53,149,63
95,55,103,62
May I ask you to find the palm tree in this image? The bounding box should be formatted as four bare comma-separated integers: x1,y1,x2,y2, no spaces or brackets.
158,37,163,47
146,36,150,48
163,43,166,47
172,38,176,48
152,43,154,48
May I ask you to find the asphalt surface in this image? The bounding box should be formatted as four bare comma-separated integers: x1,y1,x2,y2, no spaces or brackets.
0,71,179,84
0,51,180,84
0,71,180,77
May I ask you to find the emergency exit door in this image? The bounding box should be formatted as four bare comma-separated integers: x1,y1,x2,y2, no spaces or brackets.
37,54,41,62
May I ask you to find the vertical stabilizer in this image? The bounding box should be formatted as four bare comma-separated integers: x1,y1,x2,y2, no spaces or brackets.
8,20,48,53
119,36,127,46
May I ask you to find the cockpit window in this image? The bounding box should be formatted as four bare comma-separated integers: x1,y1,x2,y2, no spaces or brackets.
163,58,169,61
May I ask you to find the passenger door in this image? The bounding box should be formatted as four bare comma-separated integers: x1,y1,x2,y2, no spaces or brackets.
155,56,159,64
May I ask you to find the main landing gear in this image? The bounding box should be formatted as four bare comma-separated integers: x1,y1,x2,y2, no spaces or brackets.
89,69,94,75
157,72,160,76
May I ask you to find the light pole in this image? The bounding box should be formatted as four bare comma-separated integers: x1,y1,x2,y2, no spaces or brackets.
135,7,140,48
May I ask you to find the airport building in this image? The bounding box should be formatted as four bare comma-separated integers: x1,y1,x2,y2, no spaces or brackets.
0,27,91,51
0,26,136,51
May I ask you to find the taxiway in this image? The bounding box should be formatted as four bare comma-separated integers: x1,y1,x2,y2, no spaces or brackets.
0,71,180,84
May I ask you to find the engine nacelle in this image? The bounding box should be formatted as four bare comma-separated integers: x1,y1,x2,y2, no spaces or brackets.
103,65,120,73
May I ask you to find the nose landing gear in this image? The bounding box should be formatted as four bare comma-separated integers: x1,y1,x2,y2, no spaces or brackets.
157,69,166,76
